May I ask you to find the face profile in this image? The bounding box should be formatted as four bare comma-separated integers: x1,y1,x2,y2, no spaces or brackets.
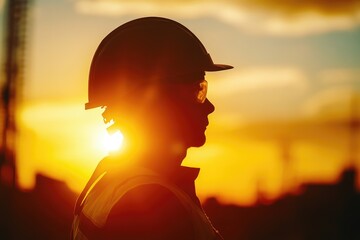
72,17,232,240
162,80,215,147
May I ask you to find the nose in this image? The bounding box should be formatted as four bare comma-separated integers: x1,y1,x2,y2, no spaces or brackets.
204,98,215,114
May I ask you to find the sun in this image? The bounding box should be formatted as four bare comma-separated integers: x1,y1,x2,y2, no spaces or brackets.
101,131,124,152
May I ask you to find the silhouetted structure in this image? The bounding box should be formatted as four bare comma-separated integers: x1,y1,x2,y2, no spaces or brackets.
1,174,77,240
0,168,359,239
204,168,360,240
1,0,32,238
1,0,31,186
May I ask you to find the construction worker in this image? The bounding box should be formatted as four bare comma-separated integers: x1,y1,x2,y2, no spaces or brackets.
72,17,233,240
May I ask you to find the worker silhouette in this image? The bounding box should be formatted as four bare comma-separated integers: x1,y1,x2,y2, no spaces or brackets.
72,17,233,240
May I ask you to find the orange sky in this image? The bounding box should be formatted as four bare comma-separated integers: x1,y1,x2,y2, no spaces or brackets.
1,0,360,205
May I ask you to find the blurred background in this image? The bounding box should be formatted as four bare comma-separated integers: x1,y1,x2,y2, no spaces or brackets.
1,0,360,239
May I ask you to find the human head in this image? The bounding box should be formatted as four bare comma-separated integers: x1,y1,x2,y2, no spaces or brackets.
86,17,233,150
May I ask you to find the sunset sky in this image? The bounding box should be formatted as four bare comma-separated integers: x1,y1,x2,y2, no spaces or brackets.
1,0,360,205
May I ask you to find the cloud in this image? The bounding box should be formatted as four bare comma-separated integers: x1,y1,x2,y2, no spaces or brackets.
210,67,308,96
302,69,360,119
74,0,360,36
239,0,360,17
317,68,360,85
301,86,355,119
206,67,309,122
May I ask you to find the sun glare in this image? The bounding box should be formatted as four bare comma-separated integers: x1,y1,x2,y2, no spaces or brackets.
101,131,124,152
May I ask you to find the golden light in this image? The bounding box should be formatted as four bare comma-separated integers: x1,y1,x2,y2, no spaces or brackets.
100,131,124,152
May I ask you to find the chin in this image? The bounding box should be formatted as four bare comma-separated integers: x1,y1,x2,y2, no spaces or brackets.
188,134,207,148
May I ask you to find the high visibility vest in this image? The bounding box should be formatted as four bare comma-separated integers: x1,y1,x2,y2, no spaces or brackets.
72,167,223,240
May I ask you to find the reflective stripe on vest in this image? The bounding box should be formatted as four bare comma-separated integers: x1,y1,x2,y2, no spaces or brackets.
72,168,222,240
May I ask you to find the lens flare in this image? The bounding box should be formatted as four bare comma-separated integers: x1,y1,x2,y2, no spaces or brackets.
101,131,124,152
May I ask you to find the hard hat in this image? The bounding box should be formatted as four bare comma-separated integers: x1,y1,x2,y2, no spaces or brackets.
85,17,233,110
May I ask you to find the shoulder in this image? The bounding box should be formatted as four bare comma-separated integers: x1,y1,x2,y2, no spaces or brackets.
103,183,195,240
108,184,180,216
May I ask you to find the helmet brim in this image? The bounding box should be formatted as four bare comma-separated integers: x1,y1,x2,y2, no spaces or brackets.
206,63,233,72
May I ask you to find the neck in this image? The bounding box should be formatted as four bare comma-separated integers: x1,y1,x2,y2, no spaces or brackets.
120,130,188,174
141,140,188,175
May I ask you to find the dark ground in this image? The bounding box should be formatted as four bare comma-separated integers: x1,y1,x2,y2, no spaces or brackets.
1,168,359,240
